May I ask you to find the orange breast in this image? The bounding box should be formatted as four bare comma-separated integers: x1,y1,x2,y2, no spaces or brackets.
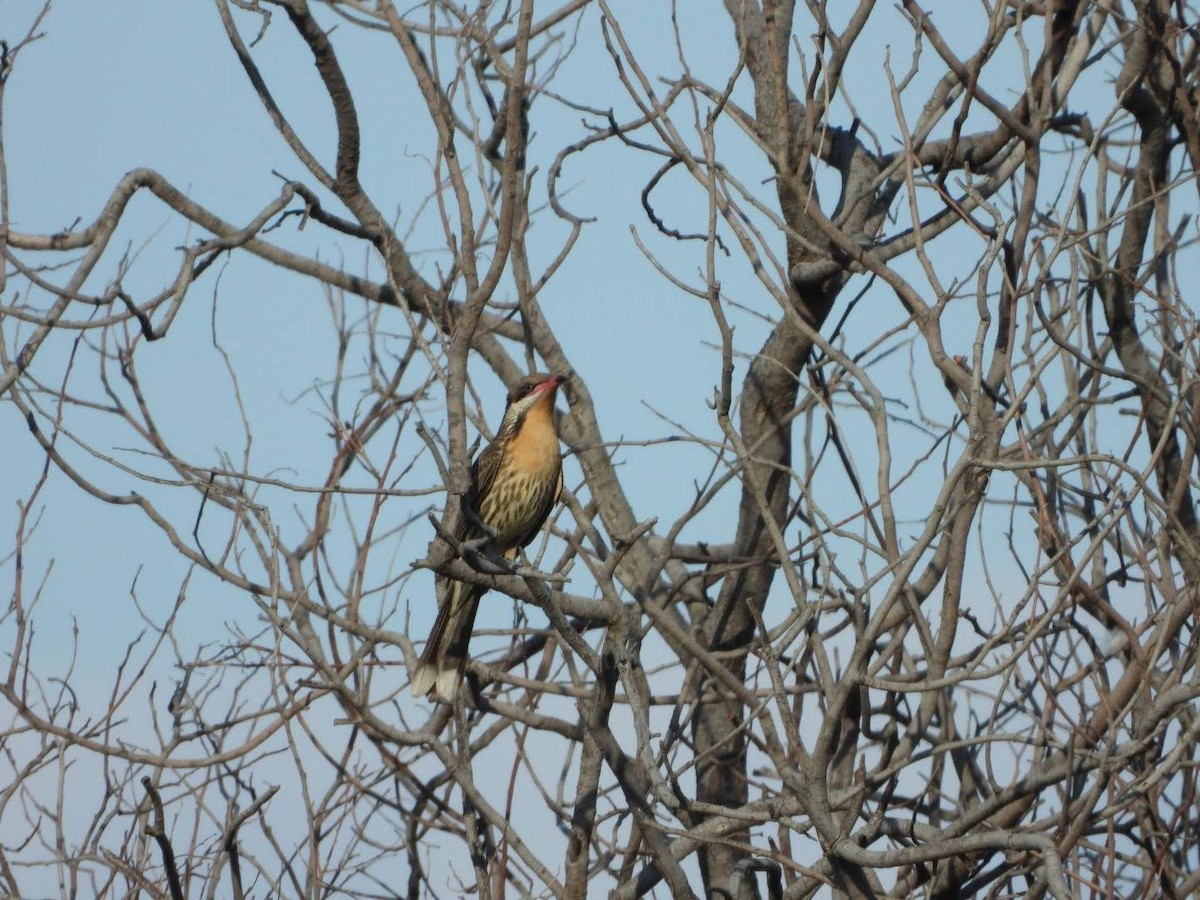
506,399,559,475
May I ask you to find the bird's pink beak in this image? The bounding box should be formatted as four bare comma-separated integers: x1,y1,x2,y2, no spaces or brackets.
531,374,566,396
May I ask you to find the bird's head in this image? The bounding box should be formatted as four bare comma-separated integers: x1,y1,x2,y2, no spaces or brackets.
501,373,566,428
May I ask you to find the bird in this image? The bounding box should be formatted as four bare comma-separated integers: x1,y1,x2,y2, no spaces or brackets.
412,373,566,701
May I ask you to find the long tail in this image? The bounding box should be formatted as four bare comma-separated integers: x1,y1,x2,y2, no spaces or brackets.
411,577,483,701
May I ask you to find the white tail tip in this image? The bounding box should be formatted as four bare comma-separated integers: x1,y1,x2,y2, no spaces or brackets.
411,662,461,702
410,662,437,698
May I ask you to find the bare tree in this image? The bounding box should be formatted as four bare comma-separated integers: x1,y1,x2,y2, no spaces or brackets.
3,0,1200,897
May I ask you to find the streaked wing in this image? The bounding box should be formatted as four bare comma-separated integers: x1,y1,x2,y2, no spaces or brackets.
460,440,503,541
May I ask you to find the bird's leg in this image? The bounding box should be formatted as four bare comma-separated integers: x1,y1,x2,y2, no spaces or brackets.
426,513,500,567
